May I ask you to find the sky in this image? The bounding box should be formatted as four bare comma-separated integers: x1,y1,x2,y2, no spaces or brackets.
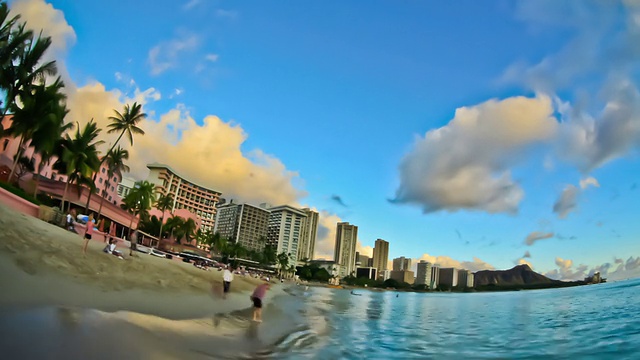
8,0,640,281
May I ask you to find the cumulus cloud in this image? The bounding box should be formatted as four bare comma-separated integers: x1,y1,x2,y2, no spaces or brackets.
14,0,307,212
10,0,76,53
524,231,554,246
516,258,534,269
148,31,200,75
411,253,495,273
392,95,558,214
204,54,219,62
506,1,640,173
579,176,600,189
545,256,640,281
553,185,579,219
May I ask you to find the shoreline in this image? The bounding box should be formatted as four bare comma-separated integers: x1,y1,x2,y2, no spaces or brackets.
0,202,311,358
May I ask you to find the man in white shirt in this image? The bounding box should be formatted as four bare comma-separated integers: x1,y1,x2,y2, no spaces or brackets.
222,266,234,299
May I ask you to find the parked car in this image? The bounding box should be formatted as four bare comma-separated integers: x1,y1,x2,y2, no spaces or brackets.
136,245,151,254
150,249,167,258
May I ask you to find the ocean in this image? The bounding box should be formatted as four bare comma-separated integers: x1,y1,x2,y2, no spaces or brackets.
269,278,640,359
0,279,638,359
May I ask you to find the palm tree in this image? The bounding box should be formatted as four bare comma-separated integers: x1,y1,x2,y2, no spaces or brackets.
121,180,156,237
84,103,146,212
1,3,57,124
26,78,71,195
53,120,103,212
181,218,197,245
277,252,292,279
211,232,228,255
154,193,174,240
164,215,185,242
96,146,129,219
262,244,277,265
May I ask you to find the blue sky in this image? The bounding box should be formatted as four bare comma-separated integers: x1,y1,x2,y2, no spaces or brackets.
10,0,640,280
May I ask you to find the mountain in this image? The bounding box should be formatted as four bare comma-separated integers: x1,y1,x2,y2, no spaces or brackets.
474,264,559,287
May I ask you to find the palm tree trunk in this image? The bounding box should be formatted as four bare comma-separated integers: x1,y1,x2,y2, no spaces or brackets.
61,179,71,213
128,210,136,238
96,183,107,220
8,137,25,183
158,213,165,241
83,130,125,212
32,159,43,197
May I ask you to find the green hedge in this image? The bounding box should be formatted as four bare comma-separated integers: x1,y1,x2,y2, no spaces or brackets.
0,181,42,205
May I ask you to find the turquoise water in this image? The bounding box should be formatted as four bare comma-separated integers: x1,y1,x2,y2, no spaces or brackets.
273,278,640,359
0,279,638,359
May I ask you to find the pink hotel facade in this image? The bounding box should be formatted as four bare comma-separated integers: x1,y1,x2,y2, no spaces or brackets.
145,163,222,232
0,116,122,205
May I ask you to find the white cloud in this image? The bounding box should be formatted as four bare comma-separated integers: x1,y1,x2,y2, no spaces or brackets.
523,250,531,258
10,0,76,54
393,95,558,214
553,185,579,219
544,256,640,282
524,231,554,246
205,54,219,62
579,176,600,190
183,0,201,11
148,31,200,75
411,253,495,273
216,9,238,19
516,258,534,269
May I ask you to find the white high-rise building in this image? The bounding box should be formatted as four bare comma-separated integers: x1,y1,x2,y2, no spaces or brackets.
458,270,475,288
214,202,270,252
373,239,389,279
297,208,319,264
416,261,433,287
334,222,358,278
267,205,308,264
430,264,440,290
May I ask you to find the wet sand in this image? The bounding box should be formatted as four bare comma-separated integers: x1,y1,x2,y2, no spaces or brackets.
0,202,309,358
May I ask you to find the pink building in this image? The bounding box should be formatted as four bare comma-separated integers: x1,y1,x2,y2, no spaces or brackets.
0,115,123,206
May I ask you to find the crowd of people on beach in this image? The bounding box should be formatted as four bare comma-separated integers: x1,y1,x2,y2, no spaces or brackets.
65,208,275,323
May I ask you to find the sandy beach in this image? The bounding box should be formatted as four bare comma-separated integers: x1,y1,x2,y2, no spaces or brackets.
0,202,311,359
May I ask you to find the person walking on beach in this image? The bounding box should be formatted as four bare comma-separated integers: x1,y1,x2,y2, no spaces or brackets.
129,229,138,257
222,266,234,299
250,282,270,322
82,214,94,254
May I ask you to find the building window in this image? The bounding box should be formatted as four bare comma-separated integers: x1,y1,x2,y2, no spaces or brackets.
101,168,105,173
99,178,103,183
2,139,8,151
109,196,112,201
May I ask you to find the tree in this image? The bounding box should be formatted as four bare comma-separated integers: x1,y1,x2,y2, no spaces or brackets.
181,218,197,245
84,102,146,212
164,215,185,242
261,244,277,265
154,193,173,240
276,252,292,279
1,2,57,123
53,120,103,212
121,180,156,237
13,155,33,180
29,78,71,196
96,146,129,219
139,215,161,238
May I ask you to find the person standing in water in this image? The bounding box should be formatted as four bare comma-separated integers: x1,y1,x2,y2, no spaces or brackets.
82,214,94,254
250,282,270,322
222,266,234,299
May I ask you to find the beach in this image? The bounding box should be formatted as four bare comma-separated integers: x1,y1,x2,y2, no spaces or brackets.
0,202,309,359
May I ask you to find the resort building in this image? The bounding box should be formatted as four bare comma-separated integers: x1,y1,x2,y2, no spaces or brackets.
334,222,358,278
356,253,372,267
390,270,415,285
214,201,270,252
458,270,474,288
430,264,440,290
267,205,308,264
117,176,136,199
381,269,392,281
415,261,433,287
146,163,222,232
372,238,389,276
0,115,123,206
439,268,459,288
356,267,377,280
297,208,319,263
393,256,412,271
